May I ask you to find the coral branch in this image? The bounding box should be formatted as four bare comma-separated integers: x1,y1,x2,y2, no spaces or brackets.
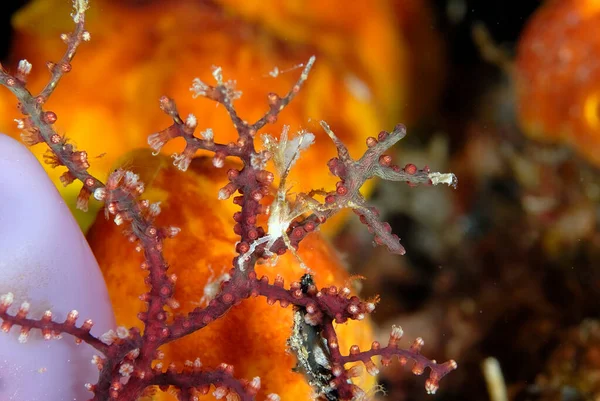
338,325,458,395
0,293,108,352
149,365,257,401
273,121,457,256
191,65,245,131
0,1,457,398
148,96,247,171
0,0,100,211
252,56,316,131
38,0,90,102
151,56,316,173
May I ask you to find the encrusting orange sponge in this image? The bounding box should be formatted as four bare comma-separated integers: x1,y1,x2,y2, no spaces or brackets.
515,0,600,166
0,0,439,230
86,150,377,401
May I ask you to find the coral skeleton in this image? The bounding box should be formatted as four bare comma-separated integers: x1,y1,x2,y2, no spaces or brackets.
0,1,457,400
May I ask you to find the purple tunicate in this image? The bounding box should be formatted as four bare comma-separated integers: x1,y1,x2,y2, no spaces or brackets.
0,134,115,401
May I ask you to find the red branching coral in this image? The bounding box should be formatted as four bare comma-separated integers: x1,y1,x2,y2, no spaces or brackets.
0,1,457,400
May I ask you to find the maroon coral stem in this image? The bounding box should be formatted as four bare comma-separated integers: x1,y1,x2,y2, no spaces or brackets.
155,98,248,159
150,370,254,401
340,346,456,376
252,56,315,131
38,13,87,102
0,4,101,196
0,310,108,353
170,274,369,342
321,319,356,400
92,339,144,400
0,1,458,394
0,73,104,192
